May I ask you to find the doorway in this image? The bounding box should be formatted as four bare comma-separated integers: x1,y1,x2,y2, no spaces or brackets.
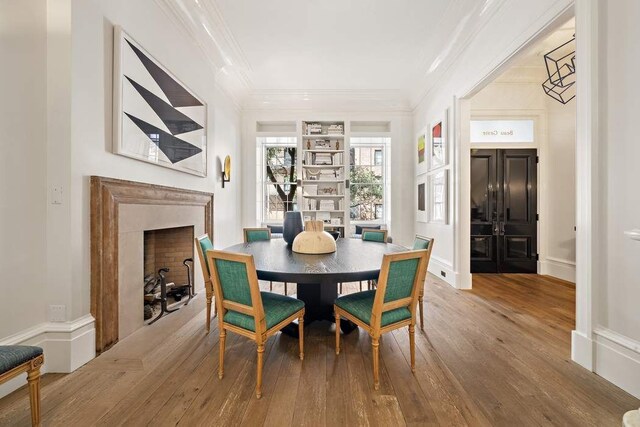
471,149,538,273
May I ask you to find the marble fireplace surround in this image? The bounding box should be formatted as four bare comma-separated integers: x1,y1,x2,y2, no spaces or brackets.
91,176,213,354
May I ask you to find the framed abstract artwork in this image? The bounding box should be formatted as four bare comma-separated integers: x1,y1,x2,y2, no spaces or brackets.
113,27,207,176
417,132,427,175
428,170,448,224
417,173,427,223
428,109,448,171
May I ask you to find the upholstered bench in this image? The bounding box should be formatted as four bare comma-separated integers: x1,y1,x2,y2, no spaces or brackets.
0,346,44,426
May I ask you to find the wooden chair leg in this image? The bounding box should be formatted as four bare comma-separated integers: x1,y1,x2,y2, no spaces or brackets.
218,330,226,379
418,295,424,331
335,311,341,355
409,325,416,373
372,337,380,390
284,282,288,295
27,365,41,427
339,283,342,294
205,294,212,333
269,281,273,291
298,315,304,360
359,281,362,291
256,343,265,399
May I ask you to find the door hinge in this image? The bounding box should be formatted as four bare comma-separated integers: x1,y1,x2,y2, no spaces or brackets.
536,213,539,221
536,156,539,163
535,254,539,261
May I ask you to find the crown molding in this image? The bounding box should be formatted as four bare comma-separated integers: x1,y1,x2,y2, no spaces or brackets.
154,0,251,106
243,89,412,112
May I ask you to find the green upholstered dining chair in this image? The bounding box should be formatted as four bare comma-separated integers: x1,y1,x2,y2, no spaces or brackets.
412,235,434,330
243,227,290,295
334,249,430,390
0,346,44,426
195,234,217,333
207,249,305,399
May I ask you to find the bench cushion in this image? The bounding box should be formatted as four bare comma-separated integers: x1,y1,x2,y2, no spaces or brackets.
0,346,43,373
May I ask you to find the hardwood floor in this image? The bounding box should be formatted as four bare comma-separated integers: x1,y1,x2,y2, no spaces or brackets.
1,274,638,426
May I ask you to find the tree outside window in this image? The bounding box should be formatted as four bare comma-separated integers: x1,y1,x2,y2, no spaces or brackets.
262,140,297,221
350,144,385,221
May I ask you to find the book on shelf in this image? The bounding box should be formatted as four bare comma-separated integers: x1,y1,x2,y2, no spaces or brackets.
319,200,335,211
303,184,317,196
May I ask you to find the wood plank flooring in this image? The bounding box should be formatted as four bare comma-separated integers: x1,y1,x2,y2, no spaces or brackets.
1,274,638,426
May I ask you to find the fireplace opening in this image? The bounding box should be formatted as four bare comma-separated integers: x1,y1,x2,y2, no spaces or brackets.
143,226,195,324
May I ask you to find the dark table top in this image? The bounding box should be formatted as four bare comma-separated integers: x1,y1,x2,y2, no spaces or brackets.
224,238,408,284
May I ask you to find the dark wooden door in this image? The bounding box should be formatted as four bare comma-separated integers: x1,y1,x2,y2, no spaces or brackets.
471,149,537,273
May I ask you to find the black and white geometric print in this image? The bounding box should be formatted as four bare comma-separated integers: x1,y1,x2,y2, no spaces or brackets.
114,28,207,176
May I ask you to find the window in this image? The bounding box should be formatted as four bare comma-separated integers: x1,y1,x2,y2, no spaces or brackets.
349,137,389,222
259,137,297,222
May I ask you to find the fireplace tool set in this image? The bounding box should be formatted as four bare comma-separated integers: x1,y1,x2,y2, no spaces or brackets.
145,258,197,324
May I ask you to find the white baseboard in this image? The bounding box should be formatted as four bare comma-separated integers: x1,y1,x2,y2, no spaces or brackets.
0,315,96,398
428,256,459,288
593,327,640,399
540,256,576,283
571,329,594,370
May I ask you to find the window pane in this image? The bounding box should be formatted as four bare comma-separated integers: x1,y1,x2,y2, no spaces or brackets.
266,146,296,183
265,184,297,221
350,184,383,221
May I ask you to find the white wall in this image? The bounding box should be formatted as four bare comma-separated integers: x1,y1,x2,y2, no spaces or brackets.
241,111,414,247
0,0,242,396
584,0,640,397
0,0,49,339
469,68,577,283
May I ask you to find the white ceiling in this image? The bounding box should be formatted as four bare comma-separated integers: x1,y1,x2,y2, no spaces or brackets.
159,0,513,109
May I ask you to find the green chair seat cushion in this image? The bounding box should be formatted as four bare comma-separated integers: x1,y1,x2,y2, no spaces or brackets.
335,290,411,327
223,292,304,332
0,346,43,373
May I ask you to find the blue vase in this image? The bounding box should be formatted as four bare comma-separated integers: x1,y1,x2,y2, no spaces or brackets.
283,211,304,245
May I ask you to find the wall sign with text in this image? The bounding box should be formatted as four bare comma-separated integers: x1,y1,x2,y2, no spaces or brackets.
470,120,534,143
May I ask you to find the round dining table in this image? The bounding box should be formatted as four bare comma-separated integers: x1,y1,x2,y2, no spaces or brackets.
224,237,407,335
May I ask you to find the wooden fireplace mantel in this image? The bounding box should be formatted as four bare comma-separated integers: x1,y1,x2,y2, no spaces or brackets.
91,176,214,353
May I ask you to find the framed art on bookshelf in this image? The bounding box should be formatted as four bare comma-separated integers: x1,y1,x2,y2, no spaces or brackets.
428,109,448,171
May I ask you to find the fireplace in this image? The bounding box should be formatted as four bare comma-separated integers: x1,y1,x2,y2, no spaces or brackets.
143,226,195,323
91,177,214,353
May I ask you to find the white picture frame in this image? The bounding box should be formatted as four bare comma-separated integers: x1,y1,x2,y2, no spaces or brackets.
428,170,448,224
113,26,207,177
428,109,448,171
416,173,427,223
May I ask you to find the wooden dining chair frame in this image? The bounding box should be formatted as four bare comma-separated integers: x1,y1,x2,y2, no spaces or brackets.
0,353,44,426
195,234,216,333
242,227,289,294
334,249,429,390
207,250,305,399
413,235,434,330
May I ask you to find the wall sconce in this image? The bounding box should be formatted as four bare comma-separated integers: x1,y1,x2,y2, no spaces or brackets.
222,155,231,188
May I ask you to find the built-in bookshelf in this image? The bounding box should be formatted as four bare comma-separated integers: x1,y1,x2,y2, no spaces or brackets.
300,121,346,236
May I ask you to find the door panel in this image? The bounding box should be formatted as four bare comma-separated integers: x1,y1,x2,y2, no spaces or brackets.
500,149,537,273
470,150,498,273
471,149,537,273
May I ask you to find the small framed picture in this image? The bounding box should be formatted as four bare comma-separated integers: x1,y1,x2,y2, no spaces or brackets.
429,109,448,171
330,218,341,225
429,170,448,224
417,131,427,175
417,173,427,223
